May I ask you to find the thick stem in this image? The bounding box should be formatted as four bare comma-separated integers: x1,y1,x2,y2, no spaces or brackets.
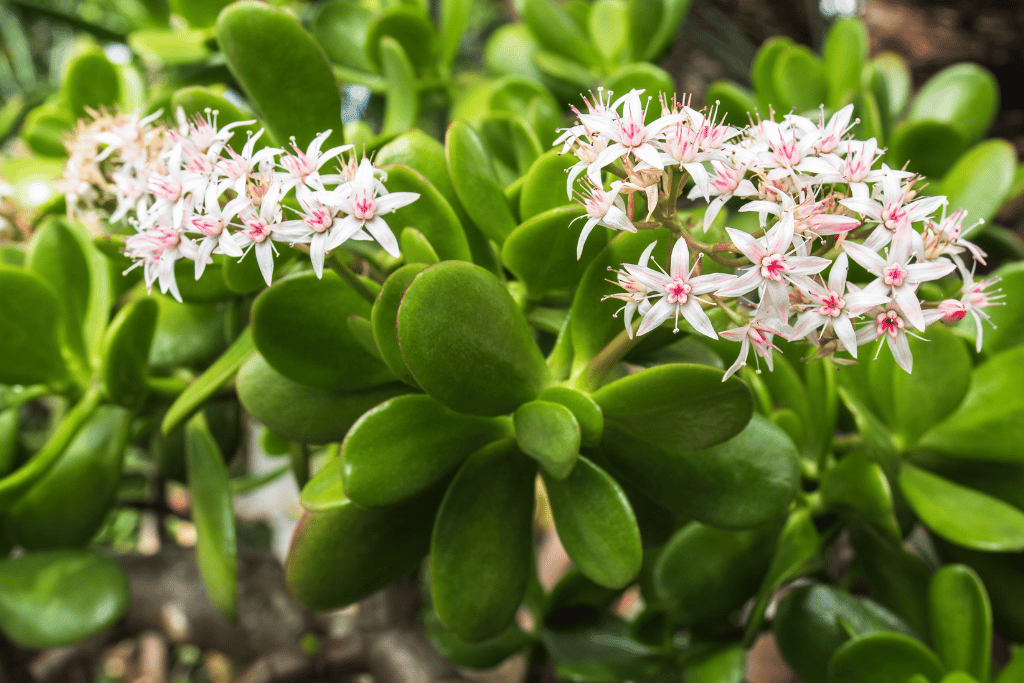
570,324,640,392
329,254,379,304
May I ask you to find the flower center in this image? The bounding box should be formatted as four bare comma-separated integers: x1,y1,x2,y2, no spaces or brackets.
883,263,907,288
666,278,691,304
245,218,270,242
306,208,333,233
760,254,789,281
876,310,904,337
819,290,845,317
191,216,222,237
353,189,376,220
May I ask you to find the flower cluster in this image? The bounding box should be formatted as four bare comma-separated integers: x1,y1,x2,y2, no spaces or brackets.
560,89,1002,377
61,108,418,301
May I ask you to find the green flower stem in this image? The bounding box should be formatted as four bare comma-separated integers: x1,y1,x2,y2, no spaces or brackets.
328,254,379,304
0,384,103,511
570,324,641,392
832,432,865,450
145,374,191,397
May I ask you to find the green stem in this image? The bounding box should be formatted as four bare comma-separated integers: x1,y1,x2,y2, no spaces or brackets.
0,384,103,510
145,374,190,397
289,442,310,489
832,432,865,450
570,324,640,392
329,254,378,304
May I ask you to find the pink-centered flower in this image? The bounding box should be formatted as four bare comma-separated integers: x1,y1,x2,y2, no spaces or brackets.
572,180,636,259
720,308,790,381
622,238,733,337
603,241,659,338
841,170,946,254
689,160,758,232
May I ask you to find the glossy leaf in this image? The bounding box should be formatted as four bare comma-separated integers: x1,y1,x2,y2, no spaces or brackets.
364,5,437,73
148,294,227,371
0,550,128,649
828,632,945,683
900,463,1024,552
342,394,510,507
300,452,346,511
866,53,912,128
487,77,563,148
521,0,600,66
237,354,406,443
27,219,91,363
909,63,999,145
399,228,439,264
287,490,438,610
821,452,899,538
425,608,531,670
397,261,550,416
310,0,376,72
504,205,608,296
588,0,628,64
602,63,675,109
751,37,793,114
217,1,344,150
537,386,604,448
543,456,641,589
600,411,797,529
929,564,991,682
380,37,418,136
439,0,472,70
704,80,758,126
370,263,425,386
940,139,1016,227
170,0,231,28
162,327,255,435
379,165,472,262
683,644,745,683
252,271,394,393
919,346,1024,462
773,45,827,113
849,526,932,638
888,120,966,179
514,400,580,479
628,0,692,62
0,266,68,386
7,407,130,549
980,261,1024,355
653,521,776,624
773,584,912,683
64,50,120,116
446,121,518,243
431,440,536,642
102,298,158,407
186,413,237,622
824,17,867,107
484,24,545,83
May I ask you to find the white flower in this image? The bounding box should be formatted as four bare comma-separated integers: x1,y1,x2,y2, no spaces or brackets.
840,170,945,253
124,224,197,303
578,89,685,179
622,238,733,337
233,182,288,285
603,241,659,338
720,308,790,381
185,185,247,279
278,130,352,200
571,180,635,259
690,160,758,232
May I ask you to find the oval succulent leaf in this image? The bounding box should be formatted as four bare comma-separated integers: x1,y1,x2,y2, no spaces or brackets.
397,261,550,416
514,400,581,479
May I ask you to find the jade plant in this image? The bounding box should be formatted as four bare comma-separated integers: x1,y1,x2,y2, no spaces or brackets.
2,2,1024,683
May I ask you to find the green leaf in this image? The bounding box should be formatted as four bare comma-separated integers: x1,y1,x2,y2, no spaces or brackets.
521,0,600,67
824,17,867,107
0,550,128,649
538,386,603,449
980,261,1024,355
446,121,518,243
425,608,531,670
0,265,69,387
488,77,563,149
364,5,437,74
399,227,439,264
518,150,574,221
101,298,158,407
919,346,1024,462
286,489,438,611
7,407,130,549
704,81,757,127
750,37,794,114
217,1,344,150
370,263,425,387
995,643,1024,683
380,37,418,137
821,452,899,538
310,0,376,72
64,49,120,116
128,28,212,66
479,113,543,179
162,327,255,435
828,632,945,683
773,583,912,683
148,294,227,371
939,139,1016,227
431,440,536,642
20,103,75,157
252,271,394,393
170,0,231,28
900,463,1024,552
653,521,776,625
600,409,797,529
502,205,609,296
929,564,992,683
909,63,999,145
379,165,472,262
588,0,628,64
439,0,471,70
397,261,550,416
300,451,345,511
743,508,820,643
342,394,511,507
237,354,406,443
602,63,675,109
627,0,692,62
887,120,967,179
837,386,899,471
514,400,580,479
773,45,828,113
682,644,746,683
484,25,545,83
186,412,238,622
27,218,92,364
543,456,641,589
865,53,911,126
